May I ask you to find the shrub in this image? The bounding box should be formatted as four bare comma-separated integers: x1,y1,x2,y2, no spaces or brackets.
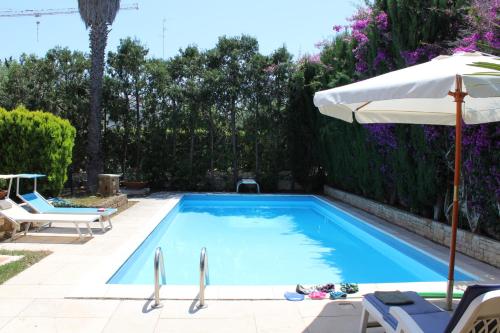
0,106,76,195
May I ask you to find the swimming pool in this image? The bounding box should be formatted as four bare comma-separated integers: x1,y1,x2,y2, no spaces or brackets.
108,194,474,285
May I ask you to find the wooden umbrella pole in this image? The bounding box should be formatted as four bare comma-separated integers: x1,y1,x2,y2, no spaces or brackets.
446,75,467,311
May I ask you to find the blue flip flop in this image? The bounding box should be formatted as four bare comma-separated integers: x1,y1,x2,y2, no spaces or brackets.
284,292,305,301
330,291,347,299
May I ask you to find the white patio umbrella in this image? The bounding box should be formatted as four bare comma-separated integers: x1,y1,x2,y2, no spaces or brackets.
313,52,500,310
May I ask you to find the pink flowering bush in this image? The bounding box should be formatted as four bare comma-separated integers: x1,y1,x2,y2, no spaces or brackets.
333,25,343,32
375,12,389,31
455,0,500,52
315,0,500,237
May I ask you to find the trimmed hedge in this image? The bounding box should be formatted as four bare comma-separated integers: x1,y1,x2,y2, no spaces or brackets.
0,106,76,194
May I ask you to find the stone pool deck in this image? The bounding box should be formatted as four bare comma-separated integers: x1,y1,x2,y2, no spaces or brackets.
0,193,498,332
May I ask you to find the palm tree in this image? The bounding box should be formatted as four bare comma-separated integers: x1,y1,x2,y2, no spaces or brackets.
78,0,120,192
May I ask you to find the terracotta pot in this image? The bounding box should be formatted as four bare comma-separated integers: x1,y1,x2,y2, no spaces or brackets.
122,181,149,190
0,190,7,200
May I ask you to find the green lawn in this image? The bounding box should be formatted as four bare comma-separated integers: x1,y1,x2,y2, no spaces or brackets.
0,249,51,284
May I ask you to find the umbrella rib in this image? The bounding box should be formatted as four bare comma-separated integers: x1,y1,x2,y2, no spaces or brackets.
355,101,371,111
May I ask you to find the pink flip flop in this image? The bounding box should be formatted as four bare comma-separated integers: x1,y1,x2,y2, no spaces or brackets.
309,291,327,300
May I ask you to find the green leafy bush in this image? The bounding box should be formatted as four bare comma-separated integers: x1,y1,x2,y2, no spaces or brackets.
0,106,76,194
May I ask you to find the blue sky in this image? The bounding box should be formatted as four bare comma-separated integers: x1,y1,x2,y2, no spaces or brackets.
0,0,356,60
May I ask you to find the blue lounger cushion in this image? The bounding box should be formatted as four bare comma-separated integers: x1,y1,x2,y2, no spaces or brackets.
21,193,117,216
365,291,447,330
411,311,452,333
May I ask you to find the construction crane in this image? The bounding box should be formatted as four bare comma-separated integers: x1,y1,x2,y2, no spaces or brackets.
0,3,139,41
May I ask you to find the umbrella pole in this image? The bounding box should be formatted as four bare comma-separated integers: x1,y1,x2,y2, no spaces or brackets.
446,75,466,311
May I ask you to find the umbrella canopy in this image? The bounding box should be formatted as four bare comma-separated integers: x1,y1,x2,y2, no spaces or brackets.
313,51,500,310
314,52,500,125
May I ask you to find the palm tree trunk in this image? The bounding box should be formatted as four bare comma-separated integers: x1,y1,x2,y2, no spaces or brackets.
86,22,108,192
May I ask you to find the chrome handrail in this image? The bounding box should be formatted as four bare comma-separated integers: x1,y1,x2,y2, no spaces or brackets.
197,247,208,308
152,247,166,309
236,178,261,193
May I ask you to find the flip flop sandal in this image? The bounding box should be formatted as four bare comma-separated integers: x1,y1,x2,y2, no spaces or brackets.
284,292,304,301
330,291,347,299
317,283,335,293
309,291,327,300
340,283,359,294
296,284,313,295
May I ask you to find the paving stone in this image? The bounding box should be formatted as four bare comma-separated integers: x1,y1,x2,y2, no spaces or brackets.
155,317,257,333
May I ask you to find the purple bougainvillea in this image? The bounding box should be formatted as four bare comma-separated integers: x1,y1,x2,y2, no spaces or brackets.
423,125,440,143
454,0,499,52
400,50,420,66
333,25,343,32
352,30,369,44
332,1,499,233
352,19,370,31
454,33,481,53
365,124,397,150
373,49,389,69
346,7,379,74
347,9,394,74
298,53,322,65
314,40,330,49
376,12,389,31
355,60,369,73
400,45,441,66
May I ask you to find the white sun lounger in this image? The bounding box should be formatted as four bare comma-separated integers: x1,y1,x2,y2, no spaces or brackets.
359,285,500,333
16,174,115,231
0,200,100,240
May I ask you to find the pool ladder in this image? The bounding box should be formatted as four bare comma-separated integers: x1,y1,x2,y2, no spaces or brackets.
198,247,209,309
151,246,209,309
152,247,166,308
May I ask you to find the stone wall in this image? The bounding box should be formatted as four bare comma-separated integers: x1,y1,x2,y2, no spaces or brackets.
324,185,500,268
0,216,12,239
98,194,128,209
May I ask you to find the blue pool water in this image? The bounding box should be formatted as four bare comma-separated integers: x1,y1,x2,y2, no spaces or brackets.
108,194,474,285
